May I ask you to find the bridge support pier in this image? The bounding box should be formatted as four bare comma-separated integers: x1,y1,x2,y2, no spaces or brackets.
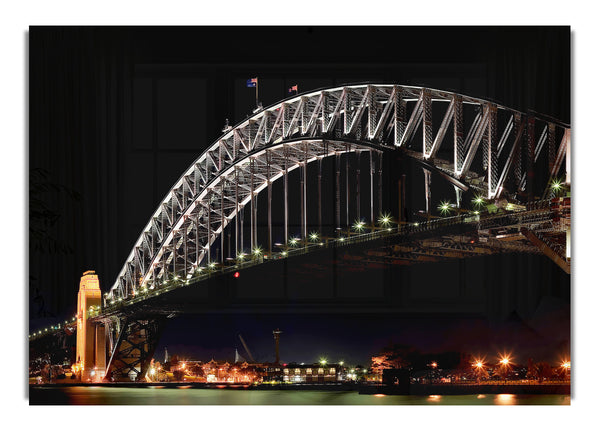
104,316,166,382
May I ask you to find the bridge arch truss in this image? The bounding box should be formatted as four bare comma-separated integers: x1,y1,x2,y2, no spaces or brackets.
106,84,570,303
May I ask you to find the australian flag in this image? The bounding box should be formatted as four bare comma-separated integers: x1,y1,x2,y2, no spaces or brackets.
288,84,298,94
246,78,258,87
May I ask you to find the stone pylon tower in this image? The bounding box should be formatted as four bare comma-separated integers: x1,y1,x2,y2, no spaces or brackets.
76,270,106,381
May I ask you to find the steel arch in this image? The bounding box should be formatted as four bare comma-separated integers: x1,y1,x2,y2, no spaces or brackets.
106,84,570,302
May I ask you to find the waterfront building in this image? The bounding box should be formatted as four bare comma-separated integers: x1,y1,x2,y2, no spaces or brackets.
282,363,345,383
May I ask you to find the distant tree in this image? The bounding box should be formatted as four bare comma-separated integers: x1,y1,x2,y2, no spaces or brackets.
165,354,179,371
457,353,474,371
532,362,553,383
526,358,537,381
172,369,184,381
190,364,204,377
370,348,411,374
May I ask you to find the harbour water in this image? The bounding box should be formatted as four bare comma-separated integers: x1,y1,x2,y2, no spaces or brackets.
29,386,570,405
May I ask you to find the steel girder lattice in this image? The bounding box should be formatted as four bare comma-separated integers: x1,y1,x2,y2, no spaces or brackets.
104,317,165,382
106,84,570,303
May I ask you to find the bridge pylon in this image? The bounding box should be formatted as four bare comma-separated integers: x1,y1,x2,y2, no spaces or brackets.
75,270,106,381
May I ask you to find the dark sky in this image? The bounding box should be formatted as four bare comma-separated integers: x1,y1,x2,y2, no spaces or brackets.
29,26,571,365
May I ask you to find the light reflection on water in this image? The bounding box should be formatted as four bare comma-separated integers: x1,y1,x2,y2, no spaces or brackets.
29,387,571,406
496,394,516,405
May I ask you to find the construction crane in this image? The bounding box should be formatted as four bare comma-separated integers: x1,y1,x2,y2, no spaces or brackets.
238,334,255,363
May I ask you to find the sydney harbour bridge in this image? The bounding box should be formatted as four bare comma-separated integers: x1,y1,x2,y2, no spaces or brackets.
29,83,570,382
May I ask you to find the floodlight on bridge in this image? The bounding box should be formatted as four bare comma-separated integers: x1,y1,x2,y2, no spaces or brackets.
378,213,392,227
353,219,366,232
472,195,485,208
438,201,451,216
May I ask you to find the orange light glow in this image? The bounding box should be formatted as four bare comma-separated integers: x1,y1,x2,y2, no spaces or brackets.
498,354,512,366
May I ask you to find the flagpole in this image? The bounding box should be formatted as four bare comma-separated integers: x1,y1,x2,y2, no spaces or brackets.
255,78,259,107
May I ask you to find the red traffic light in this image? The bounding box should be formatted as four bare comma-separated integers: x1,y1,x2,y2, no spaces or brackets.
233,272,240,278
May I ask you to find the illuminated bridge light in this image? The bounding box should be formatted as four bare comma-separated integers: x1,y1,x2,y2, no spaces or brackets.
309,232,319,242
551,178,563,190
378,213,392,227
438,201,451,216
289,237,299,246
472,195,485,208
353,219,366,232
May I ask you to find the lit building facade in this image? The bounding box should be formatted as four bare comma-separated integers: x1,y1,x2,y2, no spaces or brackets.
282,363,345,383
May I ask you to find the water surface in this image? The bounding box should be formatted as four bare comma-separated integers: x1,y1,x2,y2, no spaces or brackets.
29,387,571,405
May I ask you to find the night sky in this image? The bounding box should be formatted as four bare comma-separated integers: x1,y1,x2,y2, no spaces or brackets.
29,26,571,366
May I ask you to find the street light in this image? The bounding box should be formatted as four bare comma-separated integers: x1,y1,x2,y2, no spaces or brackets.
472,358,486,384
498,354,512,382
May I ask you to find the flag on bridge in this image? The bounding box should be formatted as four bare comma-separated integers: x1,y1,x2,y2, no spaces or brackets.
288,84,298,94
246,78,258,87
